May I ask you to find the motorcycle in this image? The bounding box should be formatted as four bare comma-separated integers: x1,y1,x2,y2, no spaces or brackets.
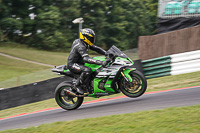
52,45,147,110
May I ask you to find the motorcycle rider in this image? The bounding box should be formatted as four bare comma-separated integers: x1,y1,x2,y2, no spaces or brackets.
67,28,111,94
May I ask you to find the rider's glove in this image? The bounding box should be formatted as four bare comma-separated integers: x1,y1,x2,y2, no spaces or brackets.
102,58,112,67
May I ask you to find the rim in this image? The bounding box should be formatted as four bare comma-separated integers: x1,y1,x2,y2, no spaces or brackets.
121,74,143,95
57,86,78,108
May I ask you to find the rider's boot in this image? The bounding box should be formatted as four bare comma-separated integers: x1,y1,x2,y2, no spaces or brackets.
73,73,86,95
74,81,84,95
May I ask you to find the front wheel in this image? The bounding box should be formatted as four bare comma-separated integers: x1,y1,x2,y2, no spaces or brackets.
55,81,84,110
119,70,147,98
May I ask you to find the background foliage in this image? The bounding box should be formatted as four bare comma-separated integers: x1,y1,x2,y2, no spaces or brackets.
0,0,158,51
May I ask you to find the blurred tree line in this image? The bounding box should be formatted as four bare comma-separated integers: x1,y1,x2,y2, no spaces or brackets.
0,0,157,51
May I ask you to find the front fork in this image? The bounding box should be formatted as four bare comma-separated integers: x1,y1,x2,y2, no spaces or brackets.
120,68,135,82
121,71,130,82
120,68,135,89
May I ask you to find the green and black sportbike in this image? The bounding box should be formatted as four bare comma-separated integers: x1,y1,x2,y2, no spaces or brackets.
52,45,147,110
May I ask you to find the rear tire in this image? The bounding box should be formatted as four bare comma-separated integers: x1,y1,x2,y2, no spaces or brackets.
55,81,84,110
119,70,147,98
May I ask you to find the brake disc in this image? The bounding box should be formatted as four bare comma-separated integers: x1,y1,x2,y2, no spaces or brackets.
124,78,140,92
131,78,140,91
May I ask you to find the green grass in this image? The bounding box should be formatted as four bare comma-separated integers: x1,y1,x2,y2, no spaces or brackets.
0,43,68,83
147,71,200,92
0,71,199,119
0,55,49,82
0,69,59,88
1,104,200,133
0,44,68,66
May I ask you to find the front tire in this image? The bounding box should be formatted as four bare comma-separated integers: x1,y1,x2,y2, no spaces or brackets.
119,70,147,98
55,81,84,110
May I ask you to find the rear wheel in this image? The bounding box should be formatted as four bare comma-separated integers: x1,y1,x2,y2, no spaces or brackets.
119,70,147,98
55,82,83,110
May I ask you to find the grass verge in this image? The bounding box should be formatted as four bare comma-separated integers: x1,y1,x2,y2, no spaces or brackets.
0,43,68,65
1,104,200,133
0,55,49,82
0,71,199,119
0,69,59,88
0,43,67,83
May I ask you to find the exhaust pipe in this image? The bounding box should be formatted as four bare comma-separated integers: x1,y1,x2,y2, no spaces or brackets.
64,89,88,97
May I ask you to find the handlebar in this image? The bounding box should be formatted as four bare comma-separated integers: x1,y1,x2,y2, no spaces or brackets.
95,54,118,74
101,54,118,68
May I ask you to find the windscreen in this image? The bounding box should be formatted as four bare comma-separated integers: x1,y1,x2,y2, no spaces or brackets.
106,45,129,58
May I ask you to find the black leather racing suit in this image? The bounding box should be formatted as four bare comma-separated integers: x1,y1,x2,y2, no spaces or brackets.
67,39,106,87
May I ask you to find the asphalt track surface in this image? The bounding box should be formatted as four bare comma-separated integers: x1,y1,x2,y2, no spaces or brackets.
0,86,200,131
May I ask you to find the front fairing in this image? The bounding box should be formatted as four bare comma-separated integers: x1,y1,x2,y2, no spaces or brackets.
114,57,132,65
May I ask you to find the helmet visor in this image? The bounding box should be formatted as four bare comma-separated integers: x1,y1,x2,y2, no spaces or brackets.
88,36,95,44
86,35,95,46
